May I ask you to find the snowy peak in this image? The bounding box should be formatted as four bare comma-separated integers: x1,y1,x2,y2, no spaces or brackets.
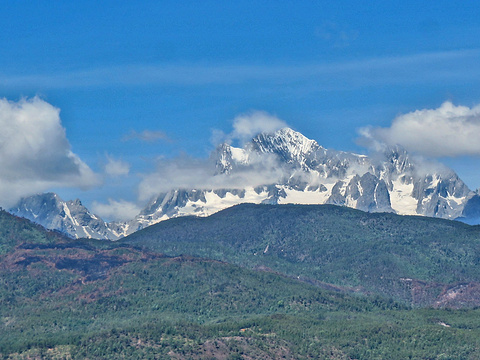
252,127,321,155
215,127,321,174
384,145,414,175
251,127,324,169
155,127,474,226
10,193,120,240
214,143,233,174
326,173,392,213
214,143,249,175
10,193,65,228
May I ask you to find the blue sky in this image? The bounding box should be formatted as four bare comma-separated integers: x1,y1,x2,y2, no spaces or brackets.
1,1,480,220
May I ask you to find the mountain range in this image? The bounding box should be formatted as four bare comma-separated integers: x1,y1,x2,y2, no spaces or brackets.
9,127,480,239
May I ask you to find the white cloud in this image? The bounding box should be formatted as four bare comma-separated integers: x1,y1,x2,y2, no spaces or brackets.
359,101,480,157
210,128,227,147
91,199,141,222
0,97,99,207
230,111,288,142
137,111,289,201
104,155,130,176
138,157,212,201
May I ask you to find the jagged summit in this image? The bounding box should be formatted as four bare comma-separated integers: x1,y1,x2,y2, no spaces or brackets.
383,145,414,174
251,127,324,167
9,127,478,239
10,193,121,240
215,127,320,174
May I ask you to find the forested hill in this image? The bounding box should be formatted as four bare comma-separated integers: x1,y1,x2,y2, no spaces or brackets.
0,209,71,254
124,203,480,306
3,204,480,358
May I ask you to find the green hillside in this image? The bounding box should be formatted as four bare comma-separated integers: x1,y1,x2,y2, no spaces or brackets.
124,203,480,306
0,209,70,255
1,233,480,359
2,208,480,359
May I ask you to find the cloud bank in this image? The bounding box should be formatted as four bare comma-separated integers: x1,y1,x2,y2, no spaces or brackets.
137,152,284,202
0,97,99,207
359,101,480,157
91,199,141,222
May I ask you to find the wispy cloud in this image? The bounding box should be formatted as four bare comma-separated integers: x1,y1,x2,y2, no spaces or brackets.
91,199,141,222
137,111,290,201
213,111,289,145
122,129,170,143
1,49,479,90
231,111,287,140
137,152,285,202
104,155,130,176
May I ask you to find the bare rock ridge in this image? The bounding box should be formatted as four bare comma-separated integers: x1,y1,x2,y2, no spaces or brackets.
9,193,121,240
9,127,479,239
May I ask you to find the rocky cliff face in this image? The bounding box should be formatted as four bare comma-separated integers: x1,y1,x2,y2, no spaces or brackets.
10,128,477,239
9,193,121,240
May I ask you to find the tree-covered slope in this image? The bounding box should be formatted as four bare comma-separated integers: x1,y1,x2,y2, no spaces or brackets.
2,208,480,358
0,209,71,255
2,235,480,359
124,203,480,306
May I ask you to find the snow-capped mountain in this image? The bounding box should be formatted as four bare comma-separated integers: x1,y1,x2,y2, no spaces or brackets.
115,128,473,238
10,128,478,239
9,193,122,240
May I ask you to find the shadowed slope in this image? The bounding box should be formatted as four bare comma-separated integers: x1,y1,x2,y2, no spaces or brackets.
124,203,480,306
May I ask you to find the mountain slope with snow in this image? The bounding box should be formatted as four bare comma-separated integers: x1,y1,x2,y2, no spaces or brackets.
114,128,473,238
9,193,122,240
10,128,478,239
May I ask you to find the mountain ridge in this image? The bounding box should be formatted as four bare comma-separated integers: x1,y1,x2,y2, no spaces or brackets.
9,127,479,239
9,192,122,240
123,202,480,307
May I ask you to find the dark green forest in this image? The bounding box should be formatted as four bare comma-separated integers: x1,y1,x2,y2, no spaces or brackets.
125,203,480,306
1,206,480,359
